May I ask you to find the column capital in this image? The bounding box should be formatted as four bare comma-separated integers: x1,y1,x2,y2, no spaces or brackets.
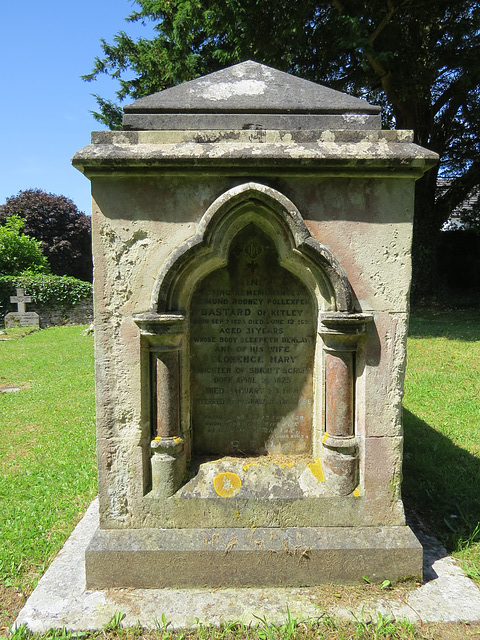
133,312,186,347
319,312,373,351
133,311,185,334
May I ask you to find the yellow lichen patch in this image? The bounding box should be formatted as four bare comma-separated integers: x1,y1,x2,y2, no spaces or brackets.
322,432,329,443
213,472,242,497
173,436,183,444
353,488,361,497
308,458,325,482
242,456,298,470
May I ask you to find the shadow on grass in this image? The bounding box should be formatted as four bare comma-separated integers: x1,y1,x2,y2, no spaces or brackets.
402,408,480,557
408,309,480,342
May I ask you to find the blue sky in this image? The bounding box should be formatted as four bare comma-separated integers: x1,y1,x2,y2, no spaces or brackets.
0,1,153,216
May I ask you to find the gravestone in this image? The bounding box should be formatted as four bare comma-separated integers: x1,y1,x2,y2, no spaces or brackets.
4,287,39,328
73,60,438,587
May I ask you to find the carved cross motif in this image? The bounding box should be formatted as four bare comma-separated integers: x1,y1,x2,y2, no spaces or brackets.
10,287,33,314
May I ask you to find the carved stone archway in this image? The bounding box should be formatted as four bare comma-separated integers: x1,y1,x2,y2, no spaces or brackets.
134,183,371,497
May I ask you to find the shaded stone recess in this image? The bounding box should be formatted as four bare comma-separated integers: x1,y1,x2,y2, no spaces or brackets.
190,224,315,457
72,61,438,586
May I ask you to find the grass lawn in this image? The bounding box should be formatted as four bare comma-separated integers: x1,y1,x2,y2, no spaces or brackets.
403,309,480,583
0,312,479,640
0,325,96,631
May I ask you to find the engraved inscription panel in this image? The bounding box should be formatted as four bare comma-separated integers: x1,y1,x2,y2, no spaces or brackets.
190,225,315,456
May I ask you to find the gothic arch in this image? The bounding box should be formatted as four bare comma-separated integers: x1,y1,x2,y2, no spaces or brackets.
151,182,355,314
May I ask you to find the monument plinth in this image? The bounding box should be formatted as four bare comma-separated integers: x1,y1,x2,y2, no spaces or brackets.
73,61,438,587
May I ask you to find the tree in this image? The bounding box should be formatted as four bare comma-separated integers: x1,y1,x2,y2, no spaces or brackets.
0,216,50,276
0,190,93,282
84,1,480,300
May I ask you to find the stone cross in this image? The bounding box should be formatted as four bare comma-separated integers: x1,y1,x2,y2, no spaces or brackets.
10,288,33,314
4,287,39,328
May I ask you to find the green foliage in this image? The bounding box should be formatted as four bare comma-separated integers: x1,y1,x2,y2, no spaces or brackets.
0,275,92,317
0,216,50,276
353,610,397,639
0,189,93,282
90,95,123,130
103,612,126,631
254,607,301,640
9,624,31,640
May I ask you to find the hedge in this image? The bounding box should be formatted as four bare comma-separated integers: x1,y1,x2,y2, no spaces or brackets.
0,274,92,317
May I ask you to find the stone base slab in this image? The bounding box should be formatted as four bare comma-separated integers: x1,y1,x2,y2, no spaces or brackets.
5,312,39,328
16,500,480,631
86,525,422,589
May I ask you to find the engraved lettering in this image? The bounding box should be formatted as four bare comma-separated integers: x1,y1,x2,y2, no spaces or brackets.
190,225,315,456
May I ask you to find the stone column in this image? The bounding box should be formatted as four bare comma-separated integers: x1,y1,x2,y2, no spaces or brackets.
319,313,372,495
133,313,186,497
154,348,181,441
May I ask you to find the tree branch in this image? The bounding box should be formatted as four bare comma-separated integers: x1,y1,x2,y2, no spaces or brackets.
432,77,461,117
331,0,345,14
369,0,397,45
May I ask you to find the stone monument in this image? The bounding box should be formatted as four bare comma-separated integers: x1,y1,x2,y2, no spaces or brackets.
72,61,438,587
5,287,39,328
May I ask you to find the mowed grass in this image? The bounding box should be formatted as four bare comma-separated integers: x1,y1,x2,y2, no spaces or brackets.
402,309,480,581
0,326,96,591
0,312,479,640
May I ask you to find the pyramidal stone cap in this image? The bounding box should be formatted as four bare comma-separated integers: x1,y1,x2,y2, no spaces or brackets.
122,60,382,131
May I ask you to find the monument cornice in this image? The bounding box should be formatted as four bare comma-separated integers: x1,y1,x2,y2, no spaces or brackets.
72,130,438,179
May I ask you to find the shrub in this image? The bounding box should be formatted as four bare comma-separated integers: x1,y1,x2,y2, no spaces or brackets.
0,189,93,281
0,274,92,317
0,215,50,275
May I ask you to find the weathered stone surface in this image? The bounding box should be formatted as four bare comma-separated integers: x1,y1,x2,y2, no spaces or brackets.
360,312,409,437
362,435,405,521
4,312,39,328
15,500,480,631
72,61,438,587
32,298,93,328
73,131,437,177
123,112,382,131
84,178,420,532
5,287,40,328
91,129,415,145
124,61,379,113
190,224,315,456
290,178,416,312
85,524,422,588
